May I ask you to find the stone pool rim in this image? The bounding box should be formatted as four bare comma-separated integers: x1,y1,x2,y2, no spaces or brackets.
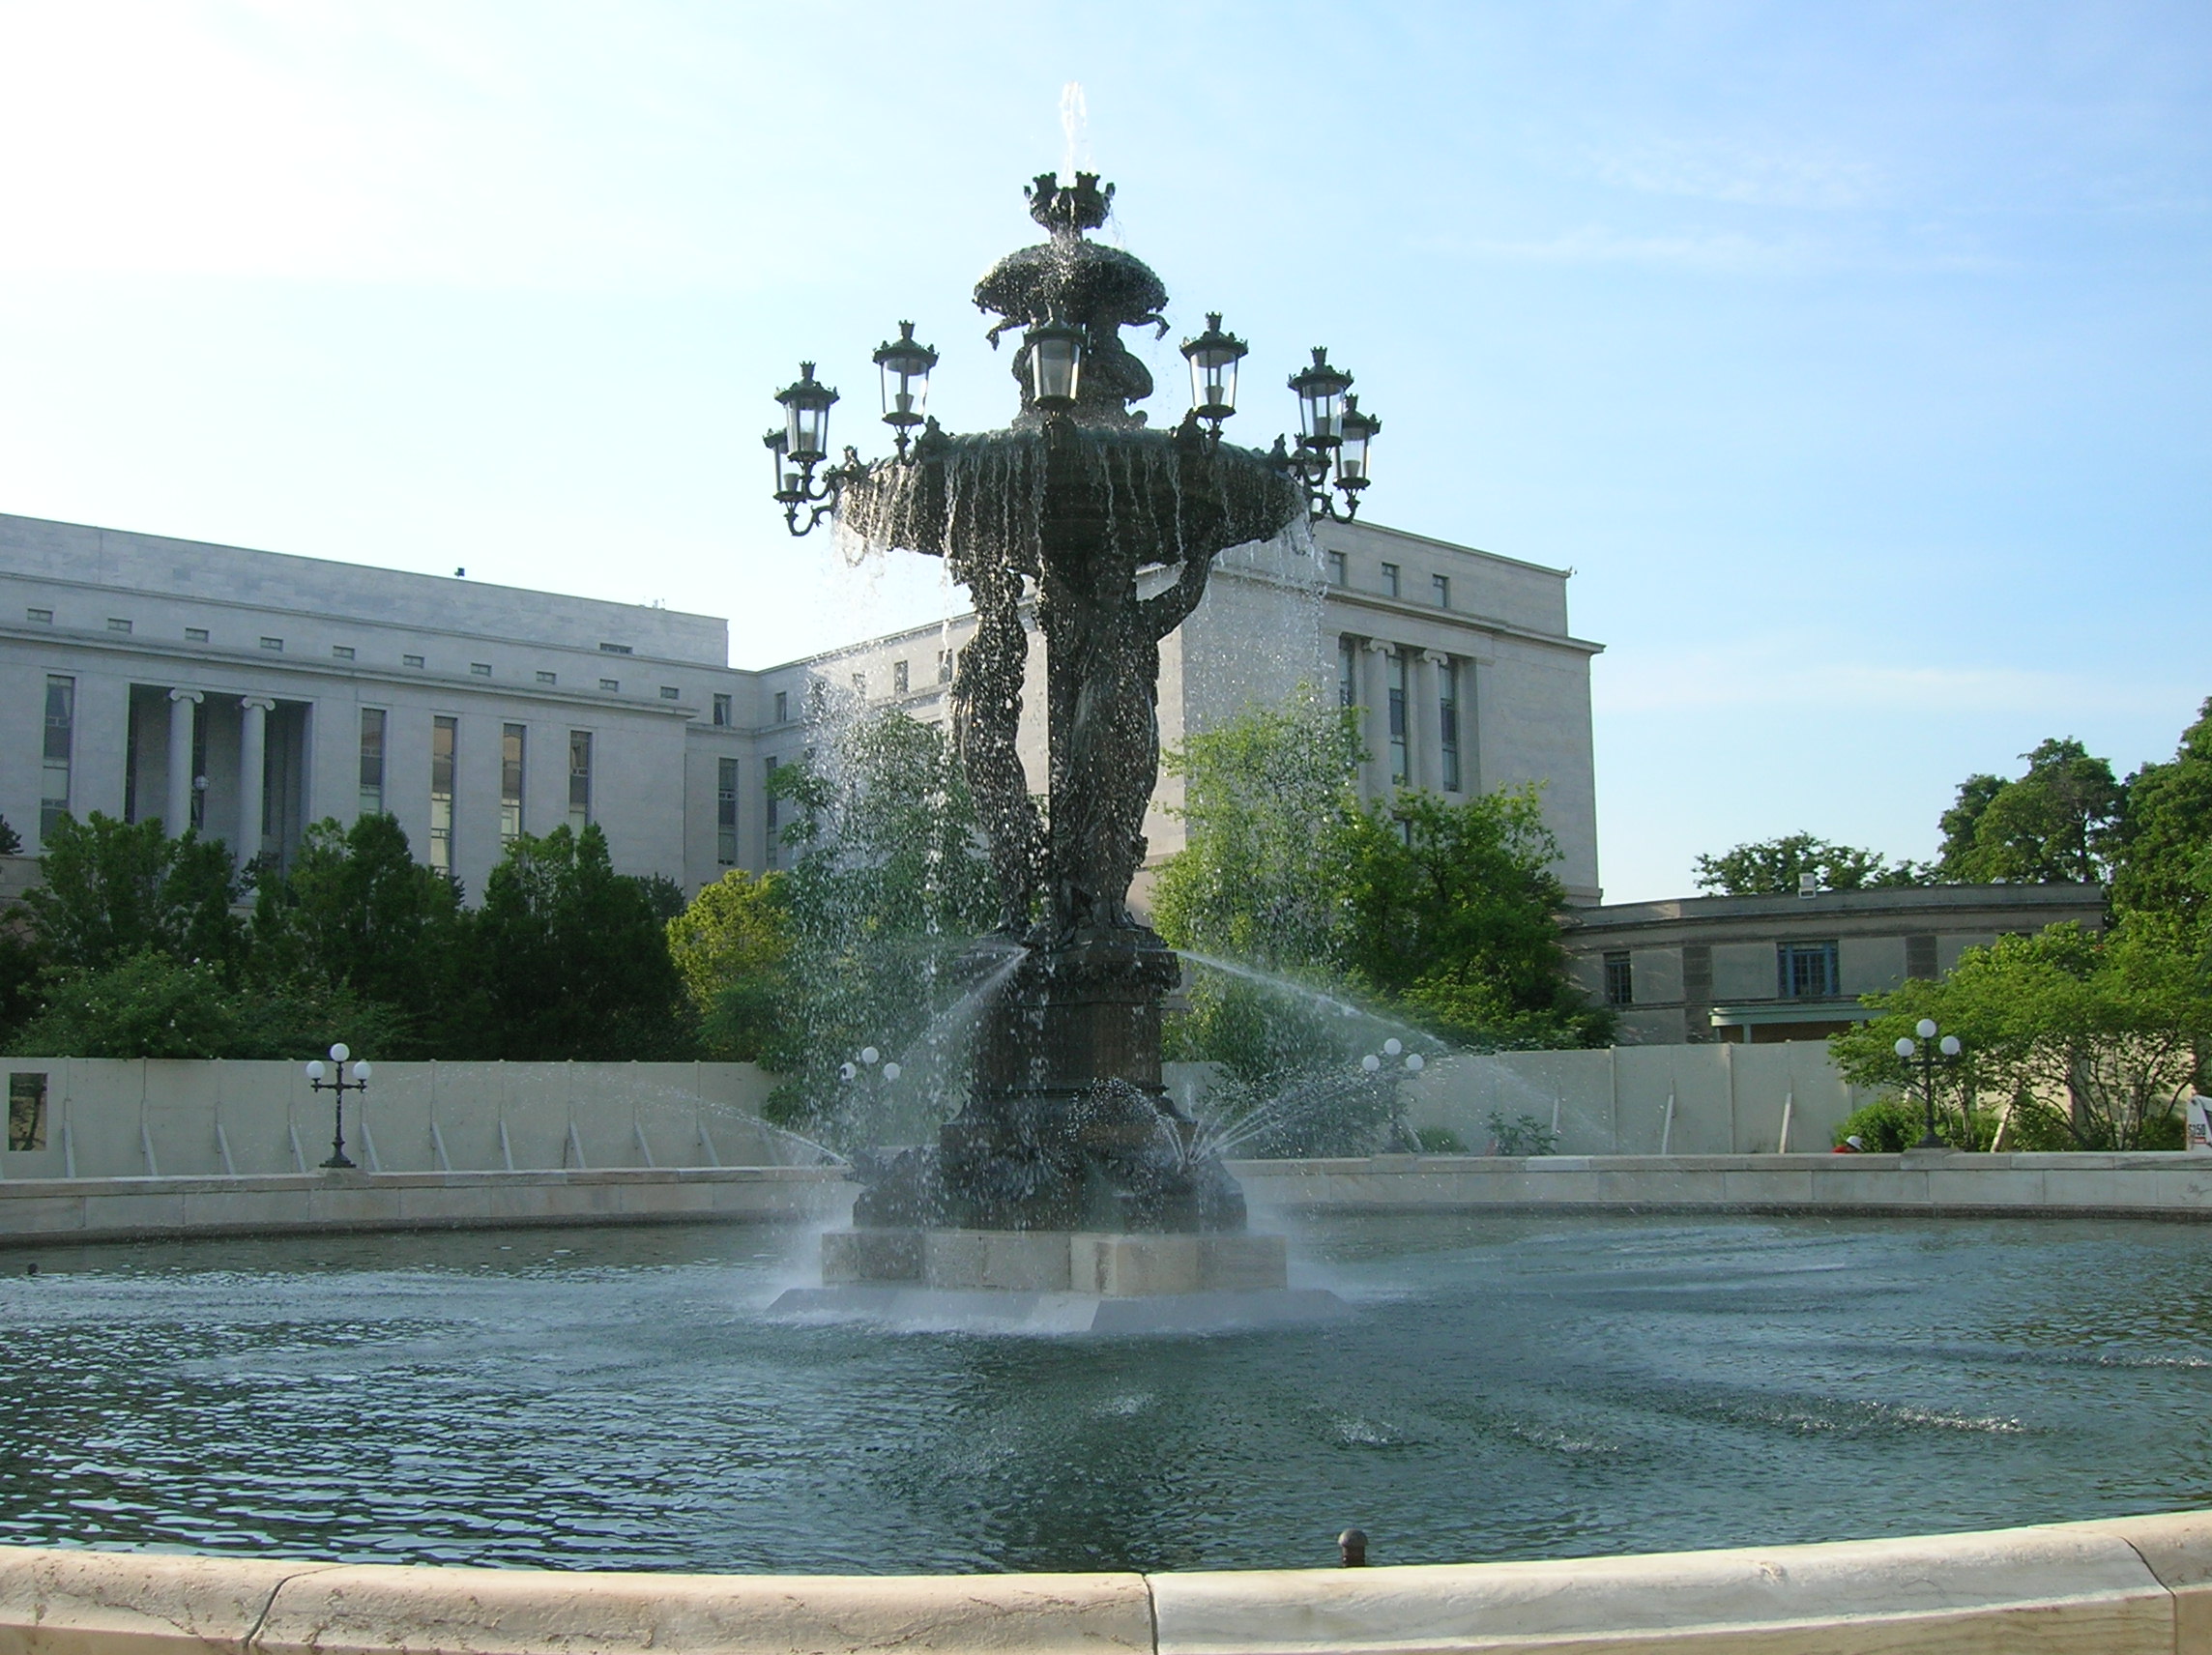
1,1150,2211,1247
3,1508,2208,1654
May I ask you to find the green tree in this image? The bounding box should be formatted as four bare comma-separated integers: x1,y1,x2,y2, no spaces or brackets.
666,869,794,1062
22,813,245,974
248,814,465,1056
1335,789,1612,1049
1152,701,1608,1052
1830,922,2206,1150
1152,695,1363,971
1692,832,1931,895
8,951,408,1060
1936,738,2123,885
2111,699,2212,930
762,711,999,1123
468,823,694,1060
0,817,21,857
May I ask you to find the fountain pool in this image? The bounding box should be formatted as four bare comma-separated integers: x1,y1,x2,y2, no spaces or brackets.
0,1210,2203,1576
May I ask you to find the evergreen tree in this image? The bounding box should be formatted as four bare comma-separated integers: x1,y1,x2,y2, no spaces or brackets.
248,814,466,1056
22,813,245,974
468,823,693,1060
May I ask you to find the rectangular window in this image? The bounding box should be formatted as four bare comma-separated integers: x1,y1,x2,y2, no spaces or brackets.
1381,562,1400,599
1778,941,1840,1000
598,642,632,654
1603,951,1633,1007
1906,933,1938,980
404,653,425,668
1386,651,1408,783
41,675,73,843
8,1073,47,1151
1325,549,1347,586
429,715,457,873
851,671,866,697
1337,636,1357,708
659,685,679,701
568,731,593,831
500,723,525,844
185,626,208,642
936,650,953,683
764,756,781,870
471,662,492,678
1439,657,1461,792
599,678,620,692
775,689,790,722
358,708,387,818
260,636,284,652
892,659,910,695
716,756,739,866
332,644,355,660
1432,573,1450,608
106,617,131,633
713,692,732,726
26,608,50,624
537,670,558,684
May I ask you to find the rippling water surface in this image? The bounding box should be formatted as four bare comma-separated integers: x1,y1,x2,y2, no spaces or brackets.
0,1212,2207,1574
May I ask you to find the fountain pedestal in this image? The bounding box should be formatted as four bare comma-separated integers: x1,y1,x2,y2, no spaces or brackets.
772,1226,1344,1334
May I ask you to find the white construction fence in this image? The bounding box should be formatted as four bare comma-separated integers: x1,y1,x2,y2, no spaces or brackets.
0,1042,1872,1183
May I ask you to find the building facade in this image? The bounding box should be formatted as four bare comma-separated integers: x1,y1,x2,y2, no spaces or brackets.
1562,883,2110,1045
0,510,1602,904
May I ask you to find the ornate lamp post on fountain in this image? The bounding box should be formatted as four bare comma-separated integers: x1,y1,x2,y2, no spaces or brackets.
766,171,1382,1306
305,1042,371,1170
1894,1018,1964,1148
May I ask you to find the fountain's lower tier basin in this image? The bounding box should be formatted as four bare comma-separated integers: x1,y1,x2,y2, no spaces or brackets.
770,1227,1345,1331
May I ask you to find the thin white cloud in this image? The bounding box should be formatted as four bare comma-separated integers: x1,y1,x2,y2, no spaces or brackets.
1591,139,1884,211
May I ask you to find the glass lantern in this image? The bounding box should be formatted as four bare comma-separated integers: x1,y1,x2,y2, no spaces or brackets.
774,363,838,464
1335,395,1381,490
1289,347,1353,448
873,322,938,437
1024,316,1085,412
1180,312,1248,422
765,429,796,499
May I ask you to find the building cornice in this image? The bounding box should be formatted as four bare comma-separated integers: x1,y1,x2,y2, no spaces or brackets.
0,562,727,675
0,624,700,718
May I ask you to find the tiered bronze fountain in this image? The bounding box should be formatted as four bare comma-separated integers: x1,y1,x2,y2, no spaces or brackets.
768,172,1377,1330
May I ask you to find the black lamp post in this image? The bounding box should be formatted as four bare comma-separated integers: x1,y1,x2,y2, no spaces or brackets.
1893,1018,1964,1149
305,1042,371,1170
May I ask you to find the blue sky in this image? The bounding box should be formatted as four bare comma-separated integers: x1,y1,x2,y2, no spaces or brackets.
0,1,2204,901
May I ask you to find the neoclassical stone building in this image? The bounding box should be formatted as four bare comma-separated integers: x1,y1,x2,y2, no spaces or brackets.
0,509,1603,904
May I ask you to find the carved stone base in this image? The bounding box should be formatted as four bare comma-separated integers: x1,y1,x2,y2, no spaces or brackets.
781,1227,1341,1332
821,1227,1288,1294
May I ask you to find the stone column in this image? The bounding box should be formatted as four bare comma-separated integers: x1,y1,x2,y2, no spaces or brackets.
1409,651,1439,791
164,689,202,836
1360,639,1394,798
1423,651,1452,793
238,696,276,863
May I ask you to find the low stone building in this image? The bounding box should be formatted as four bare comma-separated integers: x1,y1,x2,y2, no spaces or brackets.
1563,883,2110,1045
0,509,1602,901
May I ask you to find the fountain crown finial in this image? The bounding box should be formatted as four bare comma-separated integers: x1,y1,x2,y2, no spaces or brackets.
1027,170,1114,237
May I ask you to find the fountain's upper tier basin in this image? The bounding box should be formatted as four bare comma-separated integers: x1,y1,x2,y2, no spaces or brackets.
836,424,1302,573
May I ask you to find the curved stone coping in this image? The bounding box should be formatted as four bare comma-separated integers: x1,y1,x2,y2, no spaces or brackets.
1229,1149,2212,1220
0,1166,854,1246
1,1510,2209,1655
